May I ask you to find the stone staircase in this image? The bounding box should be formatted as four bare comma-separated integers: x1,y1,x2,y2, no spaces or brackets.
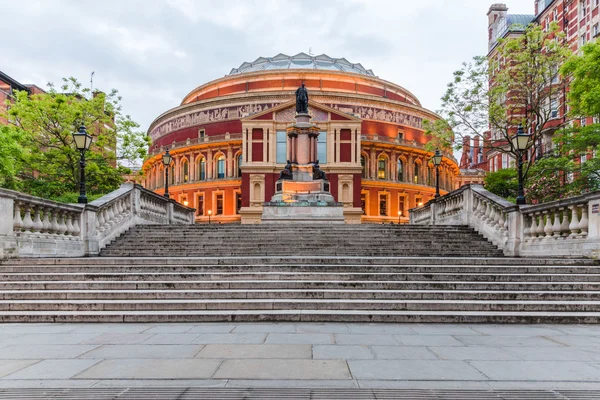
0,224,599,323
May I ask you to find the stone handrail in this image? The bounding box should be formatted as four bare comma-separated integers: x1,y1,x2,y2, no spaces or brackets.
0,183,195,258
149,133,243,156
360,134,457,162
410,184,600,259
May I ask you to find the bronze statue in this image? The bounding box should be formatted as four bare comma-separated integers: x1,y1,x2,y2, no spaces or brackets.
279,160,293,180
295,83,309,114
312,160,327,180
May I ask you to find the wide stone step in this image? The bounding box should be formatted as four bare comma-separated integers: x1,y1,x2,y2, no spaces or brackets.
2,289,599,301
1,309,600,323
2,299,600,312
2,272,600,282
3,280,600,291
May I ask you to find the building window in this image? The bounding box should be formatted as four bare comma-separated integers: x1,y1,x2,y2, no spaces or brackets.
182,160,189,183
550,98,559,118
581,117,587,127
276,131,287,164
216,193,223,215
198,129,205,139
170,165,175,184
379,194,388,216
397,159,404,181
361,156,367,178
581,0,587,20
502,153,509,169
397,130,404,140
581,153,588,163
593,24,599,38
413,163,420,184
553,8,558,21
196,194,204,216
318,131,327,164
237,154,243,178
217,155,225,179
428,167,433,186
378,156,387,179
415,196,423,207
236,192,242,214
197,157,206,181
361,192,366,215
398,195,406,217
580,33,587,47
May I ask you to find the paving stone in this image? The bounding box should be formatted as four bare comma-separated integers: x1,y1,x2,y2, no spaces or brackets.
454,335,564,347
187,325,236,334
335,334,398,346
0,324,75,334
142,325,196,334
370,346,438,360
313,345,374,360
546,335,600,347
0,379,99,388
348,359,489,380
193,333,267,344
470,325,565,336
428,346,518,361
213,359,351,380
143,334,200,344
348,324,416,335
83,333,155,345
2,359,101,379
297,323,349,334
0,344,99,359
410,324,481,336
357,380,493,389
394,335,464,347
470,360,600,381
551,325,600,336
1,334,98,345
197,344,310,359
76,359,222,379
94,379,227,387
503,346,600,361
0,360,40,378
78,344,204,359
225,379,359,388
265,333,334,345
231,324,296,333
69,324,151,334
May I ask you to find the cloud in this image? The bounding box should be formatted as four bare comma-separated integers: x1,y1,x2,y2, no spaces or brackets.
0,0,534,133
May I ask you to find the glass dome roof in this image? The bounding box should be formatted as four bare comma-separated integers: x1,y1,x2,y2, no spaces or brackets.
228,53,376,77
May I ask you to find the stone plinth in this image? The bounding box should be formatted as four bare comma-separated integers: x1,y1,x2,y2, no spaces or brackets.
261,202,345,224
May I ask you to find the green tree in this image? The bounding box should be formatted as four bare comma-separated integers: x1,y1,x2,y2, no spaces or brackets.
483,168,518,200
1,77,149,199
0,126,29,190
425,23,572,185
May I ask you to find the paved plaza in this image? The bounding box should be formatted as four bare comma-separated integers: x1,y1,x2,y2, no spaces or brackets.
1,323,600,390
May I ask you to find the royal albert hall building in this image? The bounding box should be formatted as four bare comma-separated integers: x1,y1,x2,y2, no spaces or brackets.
143,53,459,224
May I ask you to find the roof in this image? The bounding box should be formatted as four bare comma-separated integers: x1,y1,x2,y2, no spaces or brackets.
536,0,555,16
0,71,29,92
506,14,535,32
228,53,376,77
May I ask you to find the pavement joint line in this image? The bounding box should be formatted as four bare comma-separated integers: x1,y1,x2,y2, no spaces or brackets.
69,359,103,380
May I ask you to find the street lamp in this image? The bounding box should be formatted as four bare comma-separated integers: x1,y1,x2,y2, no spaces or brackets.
162,150,172,199
72,123,93,204
208,209,212,225
397,210,402,224
511,124,531,205
432,149,443,199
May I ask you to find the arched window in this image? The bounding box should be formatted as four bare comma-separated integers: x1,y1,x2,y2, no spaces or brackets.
397,159,404,182
196,157,206,181
159,166,164,187
428,166,433,187
216,155,225,179
181,159,189,183
361,156,367,178
237,154,243,178
414,162,420,184
378,156,387,179
170,165,175,185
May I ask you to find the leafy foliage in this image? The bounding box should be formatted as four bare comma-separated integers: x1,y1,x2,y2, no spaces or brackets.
0,77,149,200
426,23,572,184
483,168,518,200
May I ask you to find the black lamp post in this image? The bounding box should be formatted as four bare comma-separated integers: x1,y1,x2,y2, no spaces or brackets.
397,210,402,224
512,124,531,205
208,209,212,225
162,150,172,198
432,149,443,199
72,124,93,204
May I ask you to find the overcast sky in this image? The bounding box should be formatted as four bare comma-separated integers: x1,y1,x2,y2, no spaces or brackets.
1,0,532,133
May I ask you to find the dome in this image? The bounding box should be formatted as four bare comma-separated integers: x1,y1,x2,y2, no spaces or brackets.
228,53,376,77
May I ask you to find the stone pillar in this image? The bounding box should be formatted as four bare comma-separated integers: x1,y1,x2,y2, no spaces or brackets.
227,146,233,178
296,133,310,165
207,151,213,179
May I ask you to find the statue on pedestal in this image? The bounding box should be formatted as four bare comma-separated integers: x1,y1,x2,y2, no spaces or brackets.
295,82,309,114
312,160,327,181
279,160,293,180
